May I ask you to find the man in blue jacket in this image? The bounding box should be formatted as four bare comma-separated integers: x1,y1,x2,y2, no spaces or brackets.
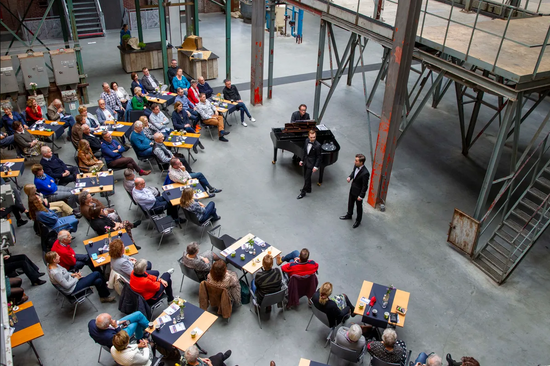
101,131,150,176
129,121,153,158
197,76,213,99
31,164,79,210
88,311,149,348
39,146,78,185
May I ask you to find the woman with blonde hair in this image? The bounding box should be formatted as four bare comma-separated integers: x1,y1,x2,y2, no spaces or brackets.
24,184,79,232
131,87,151,117
111,330,152,366
138,115,157,140
180,187,220,224
206,260,241,306
77,139,104,172
311,282,355,327
78,105,100,129
24,184,74,217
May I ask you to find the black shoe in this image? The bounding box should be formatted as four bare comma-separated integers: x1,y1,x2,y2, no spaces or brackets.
198,141,205,149
132,220,141,228
223,350,232,361
297,192,306,199
17,219,28,227
193,145,198,154
38,272,46,277
219,136,229,142
25,211,31,219
352,221,361,229
135,245,142,250
212,215,221,222
446,353,455,366
339,215,352,220
209,187,222,194
32,279,46,286
208,193,216,198
74,212,82,219
222,131,230,136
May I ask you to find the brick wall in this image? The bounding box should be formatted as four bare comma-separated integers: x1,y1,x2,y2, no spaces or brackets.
0,0,54,31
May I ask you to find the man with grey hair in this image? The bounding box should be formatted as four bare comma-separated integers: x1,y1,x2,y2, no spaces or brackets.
182,345,232,366
96,99,117,124
100,82,125,120
82,124,102,157
130,258,174,304
46,98,76,137
368,328,407,365
132,177,179,221
123,168,136,193
51,230,96,272
88,311,149,348
130,121,154,158
148,103,172,137
414,353,442,366
182,242,222,281
40,145,78,185
335,324,366,352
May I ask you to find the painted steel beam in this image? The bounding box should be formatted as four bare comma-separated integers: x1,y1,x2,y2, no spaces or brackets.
367,0,423,208
67,0,88,103
267,3,276,99
250,0,266,105
159,0,169,85
313,20,327,122
135,0,144,43
226,0,231,80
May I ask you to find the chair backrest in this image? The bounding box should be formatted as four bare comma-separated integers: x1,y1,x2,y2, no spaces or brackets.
207,230,227,251
151,214,176,234
125,189,138,205
202,281,232,318
370,355,400,366
287,273,318,302
178,257,202,283
163,174,173,185
311,302,331,328
260,288,287,308
330,341,365,363
182,208,202,226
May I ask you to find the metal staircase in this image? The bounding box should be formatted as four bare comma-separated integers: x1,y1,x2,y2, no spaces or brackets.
473,137,550,284
67,0,105,39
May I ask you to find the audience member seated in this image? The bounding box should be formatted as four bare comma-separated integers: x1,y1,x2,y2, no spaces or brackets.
169,157,220,196
46,251,115,302
148,104,173,137
445,355,480,366
110,239,158,281
152,134,193,171
3,253,46,286
40,146,78,185
252,254,283,306
96,99,117,124
133,177,178,220
51,230,95,272
131,72,147,96
78,105,100,130
24,184,77,218
101,82,125,120
72,115,85,148
197,76,213,99
141,67,160,93
6,276,28,305
277,248,319,277
188,80,200,105
112,82,131,109
47,99,76,135
367,328,407,366
172,68,190,91
89,311,149,348
77,140,104,173
172,101,196,133
335,324,366,352
1,105,27,135
182,345,232,366
130,121,154,158
0,198,28,227
123,169,136,193
25,98,43,125
311,282,354,328
111,330,152,366
180,186,220,223
88,206,140,244
196,93,229,142
130,258,174,305
206,260,241,306
182,242,222,281
174,87,200,123
222,79,255,127
131,87,152,117
0,131,14,150
82,124,103,157
139,116,158,140
101,131,150,175
414,353,442,366
167,59,179,91
13,121,45,156
27,192,79,234
31,164,79,209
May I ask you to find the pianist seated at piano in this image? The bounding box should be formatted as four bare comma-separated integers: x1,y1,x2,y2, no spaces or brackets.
290,104,311,123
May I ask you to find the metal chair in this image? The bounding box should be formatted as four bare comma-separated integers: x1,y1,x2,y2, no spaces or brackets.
140,204,177,249
177,256,202,291
97,345,111,363
327,340,366,364
249,288,286,329
305,302,347,348
182,209,213,243
153,155,169,175
207,225,236,252
371,356,401,366
53,284,98,323
198,120,215,140
125,189,138,211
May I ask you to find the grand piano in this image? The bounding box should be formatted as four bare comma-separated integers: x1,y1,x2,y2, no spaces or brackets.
270,121,340,185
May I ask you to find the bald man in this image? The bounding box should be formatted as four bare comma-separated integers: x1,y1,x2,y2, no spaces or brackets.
46,98,76,137
132,178,179,220
88,311,149,348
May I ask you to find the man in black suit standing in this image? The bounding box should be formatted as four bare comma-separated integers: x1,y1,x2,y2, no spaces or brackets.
297,130,322,199
340,154,370,228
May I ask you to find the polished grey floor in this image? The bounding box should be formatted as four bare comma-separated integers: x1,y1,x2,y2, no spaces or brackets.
6,11,550,366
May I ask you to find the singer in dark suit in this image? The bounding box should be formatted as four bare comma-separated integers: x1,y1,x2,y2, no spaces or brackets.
297,130,322,199
340,154,370,228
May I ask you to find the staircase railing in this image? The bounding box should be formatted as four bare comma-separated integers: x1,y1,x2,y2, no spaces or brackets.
61,0,74,40
92,0,106,35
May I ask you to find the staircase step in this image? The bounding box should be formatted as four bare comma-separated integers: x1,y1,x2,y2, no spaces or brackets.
487,240,520,261
77,27,102,33
494,230,524,251
74,16,99,21
511,209,532,223
503,220,531,237
519,198,541,212
537,176,550,190
76,21,101,27
77,32,104,38
472,256,503,283
479,249,508,270
73,6,97,11
528,187,548,201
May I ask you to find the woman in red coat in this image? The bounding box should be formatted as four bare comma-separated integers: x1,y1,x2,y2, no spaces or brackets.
188,80,200,105
25,98,43,125
129,259,174,305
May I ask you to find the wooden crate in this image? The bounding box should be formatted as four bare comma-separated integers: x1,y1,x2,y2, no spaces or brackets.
119,42,176,73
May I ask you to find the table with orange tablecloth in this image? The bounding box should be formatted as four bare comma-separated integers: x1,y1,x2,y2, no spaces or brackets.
10,301,44,365
353,280,410,328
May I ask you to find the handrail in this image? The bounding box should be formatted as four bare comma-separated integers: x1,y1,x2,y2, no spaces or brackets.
61,0,73,40
93,0,106,35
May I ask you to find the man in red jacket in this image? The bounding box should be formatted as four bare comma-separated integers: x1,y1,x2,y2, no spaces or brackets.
51,230,96,272
278,248,319,277
130,258,174,305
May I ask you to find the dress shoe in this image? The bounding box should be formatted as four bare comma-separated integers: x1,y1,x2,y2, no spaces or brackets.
446,353,455,365
32,279,47,286
17,219,28,227
222,350,232,361
339,215,352,220
17,294,29,305
209,187,222,194
276,255,282,266
212,215,221,222
208,193,216,198
139,170,151,176
132,220,142,228
270,362,276,366
74,212,82,219
193,145,198,154
219,136,228,142
198,141,205,149
135,245,142,250
38,272,46,277
222,131,230,136
297,192,306,199
352,221,361,229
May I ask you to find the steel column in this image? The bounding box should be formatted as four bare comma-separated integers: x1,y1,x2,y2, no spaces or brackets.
3,0,34,55
194,0,200,36
313,20,327,122
367,0,424,208
347,33,358,86
56,0,70,48
158,1,169,85
463,85,485,155
66,0,89,104
267,3,276,99
250,0,266,106
185,1,194,36
225,0,231,80
135,0,144,43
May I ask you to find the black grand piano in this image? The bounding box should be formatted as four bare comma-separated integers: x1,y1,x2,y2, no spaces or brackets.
270,121,340,185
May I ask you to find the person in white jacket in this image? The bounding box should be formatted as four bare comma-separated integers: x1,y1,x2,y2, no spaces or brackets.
111,330,153,366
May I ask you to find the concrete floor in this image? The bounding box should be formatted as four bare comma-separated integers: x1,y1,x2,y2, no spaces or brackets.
5,11,550,366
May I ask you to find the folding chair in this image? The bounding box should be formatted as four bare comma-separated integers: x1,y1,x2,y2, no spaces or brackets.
305,302,348,348
207,225,236,252
178,256,202,291
53,284,98,323
327,341,366,364
250,288,286,329
199,120,215,140
370,356,401,366
140,205,177,249
182,209,213,243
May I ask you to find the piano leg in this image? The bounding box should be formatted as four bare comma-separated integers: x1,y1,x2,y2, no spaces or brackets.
318,167,325,186
272,147,278,164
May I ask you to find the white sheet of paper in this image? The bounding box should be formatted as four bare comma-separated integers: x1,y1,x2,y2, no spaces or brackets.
361,297,369,303
75,183,86,188
164,303,179,315
192,327,204,336
3,162,14,167
158,315,171,325
169,323,186,333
